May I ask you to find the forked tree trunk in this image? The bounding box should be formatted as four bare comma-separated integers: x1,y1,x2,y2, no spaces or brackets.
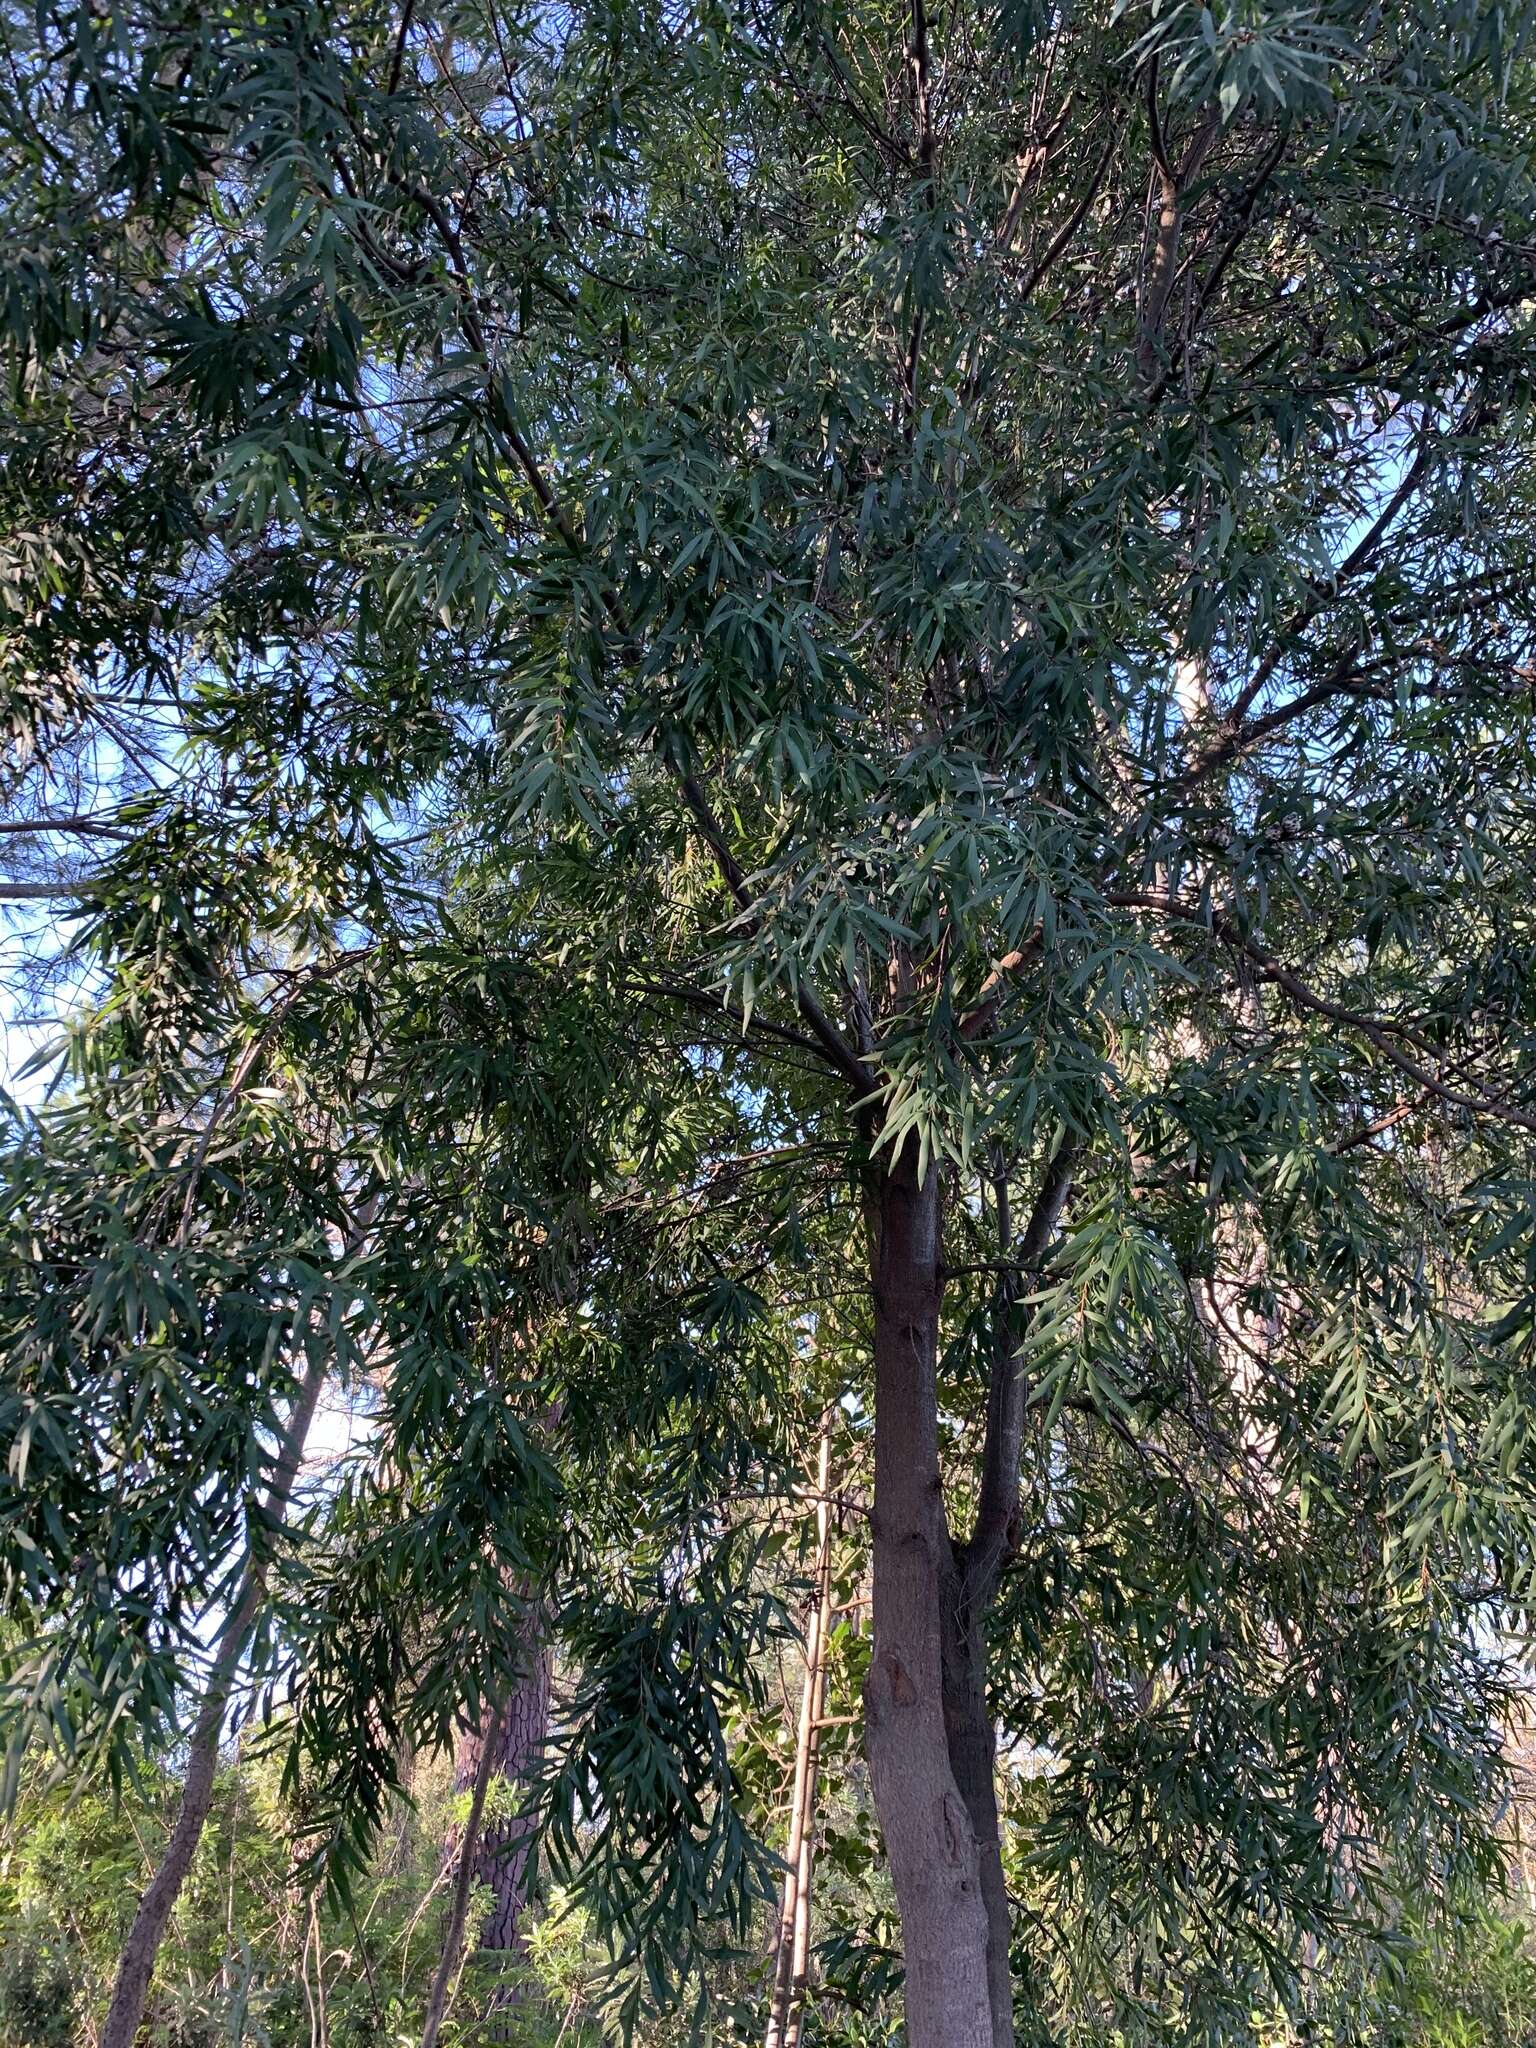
765,1406,836,2048
863,1151,998,2048
100,1350,329,2048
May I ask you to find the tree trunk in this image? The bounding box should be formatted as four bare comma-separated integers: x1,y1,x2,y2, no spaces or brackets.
783,1465,835,2048
451,1616,551,1962
422,1602,551,2047
100,1351,329,2048
766,1406,836,2048
941,1609,1012,2047
863,1151,997,2048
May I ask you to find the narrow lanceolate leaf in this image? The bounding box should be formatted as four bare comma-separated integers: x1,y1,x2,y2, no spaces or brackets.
3,2,1536,2042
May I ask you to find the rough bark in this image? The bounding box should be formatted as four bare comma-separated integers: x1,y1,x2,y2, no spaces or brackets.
420,1598,551,2046
450,1612,552,1965
100,1351,329,2048
863,1149,995,2048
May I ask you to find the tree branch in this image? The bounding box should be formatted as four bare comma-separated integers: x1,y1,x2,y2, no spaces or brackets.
0,814,132,840
1220,436,1433,731
1173,643,1378,788
960,1144,1077,1614
378,168,875,1098
0,878,92,901
1015,122,1119,308
1149,128,1288,399
1136,66,1218,384
1109,890,1536,1135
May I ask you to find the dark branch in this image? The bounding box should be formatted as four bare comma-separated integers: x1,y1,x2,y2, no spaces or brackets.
960,1144,1078,1615
0,814,132,840
1109,890,1536,1136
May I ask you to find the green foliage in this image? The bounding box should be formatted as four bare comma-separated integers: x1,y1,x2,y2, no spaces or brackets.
0,1918,77,2048
1382,1900,1536,2048
0,1737,609,2047
5,0,1536,2036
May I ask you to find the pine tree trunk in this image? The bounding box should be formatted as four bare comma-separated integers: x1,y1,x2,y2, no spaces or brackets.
451,1617,551,1964
100,1351,329,2048
423,1602,552,2047
863,1151,997,2048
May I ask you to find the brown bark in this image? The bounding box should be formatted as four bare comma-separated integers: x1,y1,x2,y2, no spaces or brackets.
863,1149,995,2048
766,1406,836,2048
100,1351,329,2048
422,1599,551,2046
450,1613,551,1966
861,1141,1075,2048
1136,64,1218,384
940,1609,1012,2047
950,1147,1076,2039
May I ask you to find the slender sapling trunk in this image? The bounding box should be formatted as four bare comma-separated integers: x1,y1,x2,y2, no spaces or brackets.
100,1349,329,2048
766,1405,836,2048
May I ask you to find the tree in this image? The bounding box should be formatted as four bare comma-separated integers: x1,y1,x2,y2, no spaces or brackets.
6,3,1536,2046
426,1607,552,2044
97,1341,332,2048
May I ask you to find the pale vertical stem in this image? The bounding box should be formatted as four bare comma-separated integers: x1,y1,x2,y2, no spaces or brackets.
766,1406,835,2048
783,1415,837,2048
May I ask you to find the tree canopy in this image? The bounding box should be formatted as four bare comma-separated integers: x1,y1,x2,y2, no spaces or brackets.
4,1,1536,2043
